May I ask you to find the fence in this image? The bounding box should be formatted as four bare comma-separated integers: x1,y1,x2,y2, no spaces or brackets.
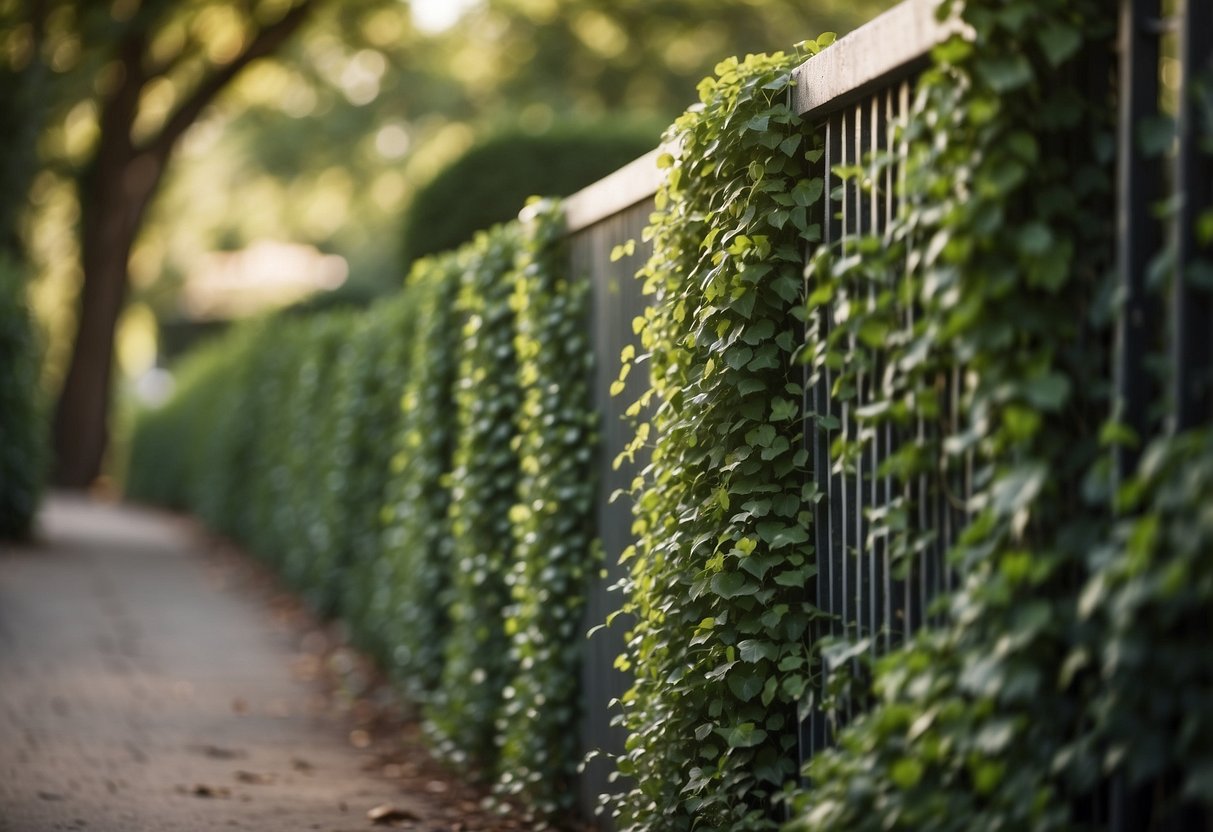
562,0,1212,825
566,157,661,815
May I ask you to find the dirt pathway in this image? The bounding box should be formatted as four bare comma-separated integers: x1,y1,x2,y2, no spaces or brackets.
0,496,505,832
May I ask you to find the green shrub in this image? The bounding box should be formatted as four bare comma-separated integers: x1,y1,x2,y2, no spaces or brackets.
241,319,311,558
278,313,353,602
0,256,44,539
127,329,246,511
400,121,658,269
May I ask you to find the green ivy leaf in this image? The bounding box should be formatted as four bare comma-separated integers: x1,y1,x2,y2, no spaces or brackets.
710,571,754,599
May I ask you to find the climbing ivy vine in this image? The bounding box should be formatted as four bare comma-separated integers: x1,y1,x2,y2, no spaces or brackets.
779,0,1211,828
379,253,464,702
610,42,832,832
495,199,597,820
426,224,524,768
329,296,417,653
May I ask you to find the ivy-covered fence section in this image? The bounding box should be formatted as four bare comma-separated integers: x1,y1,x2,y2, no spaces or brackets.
606,0,1212,830
781,0,1213,829
608,44,829,832
127,203,598,824
784,0,1130,825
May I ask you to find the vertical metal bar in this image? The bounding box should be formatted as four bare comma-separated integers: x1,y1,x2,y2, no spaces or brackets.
819,111,848,746
1116,0,1163,474
805,117,834,761
893,79,917,638
1111,3,1165,826
867,94,883,654
825,112,845,647
946,366,961,592
837,108,854,726
882,86,897,652
850,102,868,653
1174,0,1213,430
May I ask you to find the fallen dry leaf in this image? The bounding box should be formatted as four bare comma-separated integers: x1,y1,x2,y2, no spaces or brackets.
189,783,231,798
191,743,247,760
234,770,275,785
367,803,419,825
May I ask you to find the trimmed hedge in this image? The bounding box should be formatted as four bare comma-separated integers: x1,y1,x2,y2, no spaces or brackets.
127,202,599,825
496,200,597,815
400,121,658,269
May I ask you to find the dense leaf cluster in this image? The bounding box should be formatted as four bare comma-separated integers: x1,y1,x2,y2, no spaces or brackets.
0,256,44,540
610,44,831,832
127,203,598,826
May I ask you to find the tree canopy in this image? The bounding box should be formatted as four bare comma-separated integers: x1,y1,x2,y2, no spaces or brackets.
3,0,894,486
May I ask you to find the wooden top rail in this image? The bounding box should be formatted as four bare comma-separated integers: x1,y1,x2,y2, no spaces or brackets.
562,0,959,234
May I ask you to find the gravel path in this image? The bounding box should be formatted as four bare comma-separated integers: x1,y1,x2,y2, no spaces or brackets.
0,496,503,832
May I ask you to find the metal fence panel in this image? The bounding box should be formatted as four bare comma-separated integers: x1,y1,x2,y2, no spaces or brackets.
572,199,654,826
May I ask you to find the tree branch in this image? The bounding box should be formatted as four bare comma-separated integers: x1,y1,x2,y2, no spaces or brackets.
142,0,318,160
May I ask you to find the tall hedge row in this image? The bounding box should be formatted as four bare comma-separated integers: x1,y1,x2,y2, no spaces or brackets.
127,204,598,823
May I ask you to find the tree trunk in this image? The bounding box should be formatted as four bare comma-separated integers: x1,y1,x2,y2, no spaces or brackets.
52,153,162,489
48,1,316,488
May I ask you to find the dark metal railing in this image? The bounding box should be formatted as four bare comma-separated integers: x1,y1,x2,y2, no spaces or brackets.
799,69,977,762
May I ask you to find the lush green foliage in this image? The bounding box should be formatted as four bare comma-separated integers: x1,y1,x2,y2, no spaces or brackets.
609,43,832,832
0,257,44,539
495,200,596,817
128,202,599,825
400,121,658,269
777,0,1212,829
330,299,419,648
426,224,524,766
378,255,464,701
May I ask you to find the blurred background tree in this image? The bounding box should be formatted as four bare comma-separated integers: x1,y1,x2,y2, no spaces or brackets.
4,0,892,490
